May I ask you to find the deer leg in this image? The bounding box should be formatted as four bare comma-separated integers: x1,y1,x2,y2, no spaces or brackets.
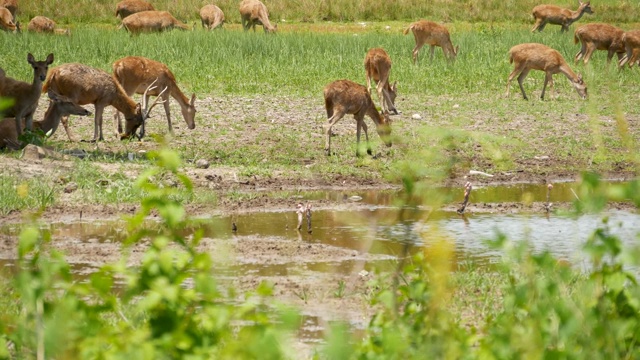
630,50,640,68
412,44,423,65
115,111,123,134
583,44,596,64
162,93,173,134
506,64,525,98
516,68,531,100
429,45,436,61
24,112,34,133
92,104,105,142
324,110,345,156
541,72,553,100
361,117,372,156
575,44,586,63
531,19,542,32
61,116,75,142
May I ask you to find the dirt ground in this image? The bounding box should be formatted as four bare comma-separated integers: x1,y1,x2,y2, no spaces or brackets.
1,93,638,356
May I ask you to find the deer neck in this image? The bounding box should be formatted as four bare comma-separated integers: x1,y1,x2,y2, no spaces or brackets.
170,85,189,109
559,64,580,83
111,90,138,118
570,7,588,22
33,101,61,134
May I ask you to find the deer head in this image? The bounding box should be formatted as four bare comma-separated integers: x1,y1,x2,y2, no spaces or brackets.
120,79,167,140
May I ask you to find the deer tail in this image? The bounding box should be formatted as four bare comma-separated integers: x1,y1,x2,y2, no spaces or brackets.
573,32,580,44
508,52,514,64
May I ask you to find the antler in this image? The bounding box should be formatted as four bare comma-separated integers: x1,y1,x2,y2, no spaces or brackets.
138,78,168,139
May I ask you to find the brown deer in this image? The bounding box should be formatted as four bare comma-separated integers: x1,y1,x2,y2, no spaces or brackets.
531,1,593,33
120,10,190,34
574,23,625,64
323,79,392,156
0,6,16,31
200,4,224,30
115,0,154,19
112,56,196,135
0,53,54,136
0,0,16,23
403,20,458,64
364,48,398,115
506,43,587,100
27,16,69,35
42,63,165,142
239,0,276,33
0,91,91,150
618,30,640,68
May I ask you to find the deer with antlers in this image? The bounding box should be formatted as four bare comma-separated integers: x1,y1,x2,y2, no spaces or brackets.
112,56,196,135
42,63,166,142
403,20,458,64
200,4,224,30
239,0,276,33
531,1,593,33
115,0,154,19
364,48,398,115
574,23,625,64
0,53,54,137
120,10,191,34
506,43,587,100
323,79,392,157
0,91,91,150
618,30,640,68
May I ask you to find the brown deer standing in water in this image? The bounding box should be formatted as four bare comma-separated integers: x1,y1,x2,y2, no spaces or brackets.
403,20,458,64
42,62,166,142
112,56,196,135
531,1,593,33
115,0,154,19
0,91,91,149
618,30,640,68
239,0,276,33
364,48,398,115
323,79,392,157
506,43,587,100
200,4,224,30
0,53,54,136
120,10,191,34
574,23,625,64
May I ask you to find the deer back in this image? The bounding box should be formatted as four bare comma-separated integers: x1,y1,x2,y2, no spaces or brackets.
115,0,154,19
200,4,224,29
575,23,625,51
410,20,457,57
28,16,56,33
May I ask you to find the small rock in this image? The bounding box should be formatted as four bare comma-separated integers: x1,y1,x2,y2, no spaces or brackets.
412,113,422,120
64,182,78,194
195,159,210,169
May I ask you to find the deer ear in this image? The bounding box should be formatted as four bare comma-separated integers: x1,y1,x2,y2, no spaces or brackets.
46,53,54,64
190,93,196,105
27,53,35,64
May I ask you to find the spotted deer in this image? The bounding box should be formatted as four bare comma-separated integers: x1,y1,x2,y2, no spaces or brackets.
115,0,154,19
364,48,398,115
120,10,191,34
0,53,54,136
239,0,276,33
200,4,224,30
112,56,196,135
323,79,392,156
42,63,165,142
0,91,91,149
506,43,587,100
618,30,640,68
574,23,625,64
403,20,458,64
531,1,593,33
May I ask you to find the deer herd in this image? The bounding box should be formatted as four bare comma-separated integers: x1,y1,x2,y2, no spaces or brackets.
0,1,639,156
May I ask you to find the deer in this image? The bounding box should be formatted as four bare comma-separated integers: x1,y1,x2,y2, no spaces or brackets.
506,43,587,100
0,0,16,23
531,1,593,33
618,30,640,68
364,48,398,115
200,4,224,30
27,16,70,35
239,0,276,33
0,91,91,150
323,79,392,157
120,10,191,34
574,23,625,64
115,0,154,19
403,20,458,64
0,6,16,31
0,53,54,137
112,56,196,136
42,63,166,142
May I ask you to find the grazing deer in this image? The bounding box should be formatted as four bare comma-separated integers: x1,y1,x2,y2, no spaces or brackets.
0,6,16,31
618,30,640,68
115,0,154,19
27,16,69,35
42,63,165,142
506,43,587,100
364,48,398,115
239,0,276,33
120,10,191,34
403,20,458,64
0,91,91,150
0,53,54,136
574,23,625,64
112,56,196,135
0,0,16,23
323,79,392,156
531,1,593,33
200,4,224,30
